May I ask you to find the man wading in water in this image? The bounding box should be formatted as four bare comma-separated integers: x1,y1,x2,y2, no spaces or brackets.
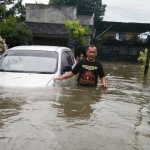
54,45,107,88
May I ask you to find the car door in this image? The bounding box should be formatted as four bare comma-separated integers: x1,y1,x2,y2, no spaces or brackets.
68,50,76,67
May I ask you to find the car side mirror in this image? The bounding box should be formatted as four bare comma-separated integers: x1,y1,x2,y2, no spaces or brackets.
63,65,72,72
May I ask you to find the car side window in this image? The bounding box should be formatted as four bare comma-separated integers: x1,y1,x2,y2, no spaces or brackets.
61,52,68,74
65,51,74,66
69,51,75,64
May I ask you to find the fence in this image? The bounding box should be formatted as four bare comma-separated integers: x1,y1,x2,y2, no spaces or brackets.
100,45,146,62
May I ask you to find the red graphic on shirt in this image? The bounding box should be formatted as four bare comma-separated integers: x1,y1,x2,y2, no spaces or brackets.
79,71,95,85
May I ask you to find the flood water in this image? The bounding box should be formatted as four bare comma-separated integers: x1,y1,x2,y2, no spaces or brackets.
0,62,150,150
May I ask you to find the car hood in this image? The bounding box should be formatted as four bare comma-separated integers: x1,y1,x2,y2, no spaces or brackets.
0,72,55,87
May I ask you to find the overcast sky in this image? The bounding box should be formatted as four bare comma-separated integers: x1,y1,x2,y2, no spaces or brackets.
23,0,150,23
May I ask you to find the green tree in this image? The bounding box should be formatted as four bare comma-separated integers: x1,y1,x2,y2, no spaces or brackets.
0,0,25,22
0,0,15,21
0,16,32,48
7,0,25,22
94,0,106,21
13,22,32,46
64,20,91,47
0,15,16,42
49,0,106,21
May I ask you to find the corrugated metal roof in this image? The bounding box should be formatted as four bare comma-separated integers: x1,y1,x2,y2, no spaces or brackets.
95,21,150,33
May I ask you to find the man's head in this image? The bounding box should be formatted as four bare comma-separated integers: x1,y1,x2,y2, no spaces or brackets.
86,45,97,61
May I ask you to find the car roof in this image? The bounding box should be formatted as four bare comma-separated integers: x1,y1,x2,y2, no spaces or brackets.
9,45,70,52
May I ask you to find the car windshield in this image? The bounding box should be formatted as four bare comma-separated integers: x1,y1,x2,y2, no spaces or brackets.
0,50,58,74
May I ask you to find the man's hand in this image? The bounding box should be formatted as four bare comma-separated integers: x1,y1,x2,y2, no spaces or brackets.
54,71,74,82
54,76,64,81
100,77,108,88
101,83,107,88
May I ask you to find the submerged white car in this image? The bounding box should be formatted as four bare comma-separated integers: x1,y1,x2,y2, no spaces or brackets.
0,46,76,87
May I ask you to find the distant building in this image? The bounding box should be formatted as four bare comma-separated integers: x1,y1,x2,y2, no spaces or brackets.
95,21,150,61
25,4,93,49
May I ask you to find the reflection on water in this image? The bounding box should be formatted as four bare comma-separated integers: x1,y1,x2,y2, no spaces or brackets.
54,86,104,119
0,96,23,129
0,62,150,150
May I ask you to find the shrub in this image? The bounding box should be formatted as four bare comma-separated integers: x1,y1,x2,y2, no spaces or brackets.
0,36,8,54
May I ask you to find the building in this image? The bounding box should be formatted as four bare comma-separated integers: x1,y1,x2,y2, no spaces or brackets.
25,4,94,49
95,21,150,61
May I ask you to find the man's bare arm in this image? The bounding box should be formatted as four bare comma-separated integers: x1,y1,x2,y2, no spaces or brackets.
54,71,74,81
100,76,107,88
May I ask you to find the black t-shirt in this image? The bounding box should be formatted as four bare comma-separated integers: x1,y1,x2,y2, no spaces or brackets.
72,59,105,86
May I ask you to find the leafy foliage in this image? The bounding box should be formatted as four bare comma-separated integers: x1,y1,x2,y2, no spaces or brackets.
13,22,32,46
0,0,25,22
0,15,16,40
0,0,15,6
49,0,106,21
94,1,106,21
0,3,5,20
0,16,32,48
64,20,91,47
138,48,150,69
0,0,15,20
0,1,31,48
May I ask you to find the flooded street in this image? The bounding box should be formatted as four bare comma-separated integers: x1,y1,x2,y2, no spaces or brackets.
0,62,150,150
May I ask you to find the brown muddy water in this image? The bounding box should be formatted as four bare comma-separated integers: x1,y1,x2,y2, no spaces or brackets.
0,62,150,150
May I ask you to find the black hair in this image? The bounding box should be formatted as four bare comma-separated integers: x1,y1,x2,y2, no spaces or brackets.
86,45,97,51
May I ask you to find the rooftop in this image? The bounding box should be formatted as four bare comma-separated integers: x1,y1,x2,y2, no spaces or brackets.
26,22,93,35
95,21,150,33
26,22,68,35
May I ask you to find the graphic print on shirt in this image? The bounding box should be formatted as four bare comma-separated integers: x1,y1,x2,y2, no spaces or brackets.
79,65,98,85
